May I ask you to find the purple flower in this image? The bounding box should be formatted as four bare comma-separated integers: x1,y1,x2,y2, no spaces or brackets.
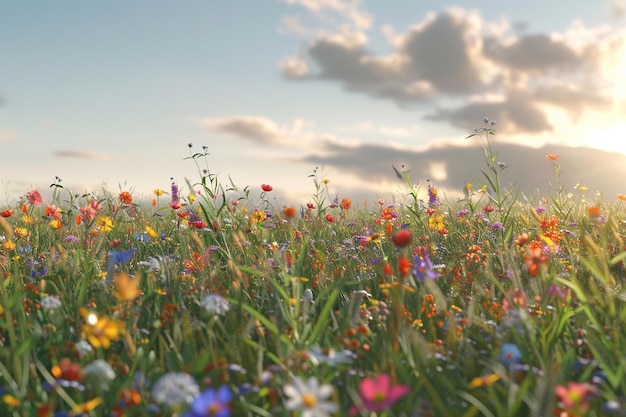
427,185,440,207
456,209,470,217
492,222,504,231
412,253,441,281
185,386,233,417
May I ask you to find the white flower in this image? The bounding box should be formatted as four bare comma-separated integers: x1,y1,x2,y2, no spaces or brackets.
284,376,338,417
308,346,354,366
75,340,93,355
40,295,62,311
200,294,230,316
151,372,200,408
83,359,115,391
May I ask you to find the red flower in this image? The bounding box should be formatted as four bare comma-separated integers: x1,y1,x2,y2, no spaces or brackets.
261,184,273,192
391,230,412,247
483,205,495,213
0,209,13,218
325,214,334,222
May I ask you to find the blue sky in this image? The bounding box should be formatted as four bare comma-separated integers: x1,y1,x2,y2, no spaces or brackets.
3,1,626,205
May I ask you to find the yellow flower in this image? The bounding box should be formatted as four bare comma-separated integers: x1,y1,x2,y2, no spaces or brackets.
322,179,330,184
21,215,34,224
2,394,19,407
96,216,113,233
250,210,267,224
80,308,124,349
145,226,158,238
70,397,103,416
469,373,500,388
153,188,165,196
188,193,196,203
3,240,16,251
50,219,62,229
13,227,28,237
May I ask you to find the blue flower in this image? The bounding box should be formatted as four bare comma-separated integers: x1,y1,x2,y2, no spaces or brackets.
185,386,233,417
105,248,135,281
499,343,522,368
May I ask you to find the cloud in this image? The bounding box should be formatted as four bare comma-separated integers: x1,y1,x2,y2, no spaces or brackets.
299,139,626,203
54,150,108,160
283,0,372,30
281,6,626,134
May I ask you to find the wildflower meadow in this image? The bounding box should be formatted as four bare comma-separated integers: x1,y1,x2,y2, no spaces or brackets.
2,120,626,416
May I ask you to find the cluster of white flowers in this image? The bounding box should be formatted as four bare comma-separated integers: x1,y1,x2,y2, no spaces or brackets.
152,372,200,408
200,294,230,316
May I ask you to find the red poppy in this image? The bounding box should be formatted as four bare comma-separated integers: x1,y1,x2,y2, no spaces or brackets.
325,214,334,222
261,184,273,192
391,230,412,247
0,209,13,218
119,191,133,205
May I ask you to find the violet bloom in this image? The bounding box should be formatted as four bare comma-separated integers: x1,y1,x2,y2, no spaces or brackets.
169,180,181,209
358,374,410,411
412,253,441,281
185,386,233,417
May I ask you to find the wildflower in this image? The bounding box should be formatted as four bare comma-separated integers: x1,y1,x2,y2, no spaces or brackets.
3,394,20,408
145,226,158,238
80,308,124,349
456,209,470,217
14,227,28,237
283,206,297,219
469,373,500,388
261,184,273,192
50,219,62,229
83,359,116,391
1,209,13,217
340,198,351,210
26,189,43,205
45,203,62,219
491,222,504,231
185,386,233,417
499,343,522,368
514,232,529,245
545,154,559,160
525,247,549,277
152,372,200,408
3,240,16,251
250,209,267,224
170,180,182,209
106,248,135,281
412,252,440,281
75,340,93,355
119,191,133,205
427,185,440,207
587,205,601,218
357,373,410,412
200,294,230,316
96,216,113,233
40,295,62,311
308,346,354,366
113,272,142,301
69,397,103,416
325,214,334,223
618,193,626,201
555,381,594,415
483,204,495,213
284,376,338,417
153,188,165,196
391,230,412,248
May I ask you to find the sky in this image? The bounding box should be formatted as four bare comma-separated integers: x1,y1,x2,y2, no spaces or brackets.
3,0,626,207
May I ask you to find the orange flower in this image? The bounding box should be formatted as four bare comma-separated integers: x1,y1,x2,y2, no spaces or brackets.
69,397,102,416
545,154,559,161
113,272,142,301
618,194,626,201
283,206,297,219
119,191,133,205
587,205,601,218
340,198,352,210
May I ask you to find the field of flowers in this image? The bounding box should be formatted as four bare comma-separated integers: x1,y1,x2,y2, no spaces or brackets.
1,124,626,417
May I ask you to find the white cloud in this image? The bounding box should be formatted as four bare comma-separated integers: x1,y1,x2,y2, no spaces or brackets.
283,0,372,30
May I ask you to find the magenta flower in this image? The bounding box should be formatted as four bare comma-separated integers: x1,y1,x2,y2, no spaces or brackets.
357,374,409,411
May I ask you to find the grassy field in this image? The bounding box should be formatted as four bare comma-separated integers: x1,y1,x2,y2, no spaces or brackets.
1,126,626,416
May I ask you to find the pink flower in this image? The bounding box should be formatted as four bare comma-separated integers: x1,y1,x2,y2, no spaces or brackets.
357,374,409,412
555,381,594,414
26,190,43,206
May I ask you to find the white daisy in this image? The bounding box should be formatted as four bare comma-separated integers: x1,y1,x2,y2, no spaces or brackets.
284,376,338,417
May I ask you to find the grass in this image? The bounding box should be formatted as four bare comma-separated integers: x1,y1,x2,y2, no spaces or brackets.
1,124,626,416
